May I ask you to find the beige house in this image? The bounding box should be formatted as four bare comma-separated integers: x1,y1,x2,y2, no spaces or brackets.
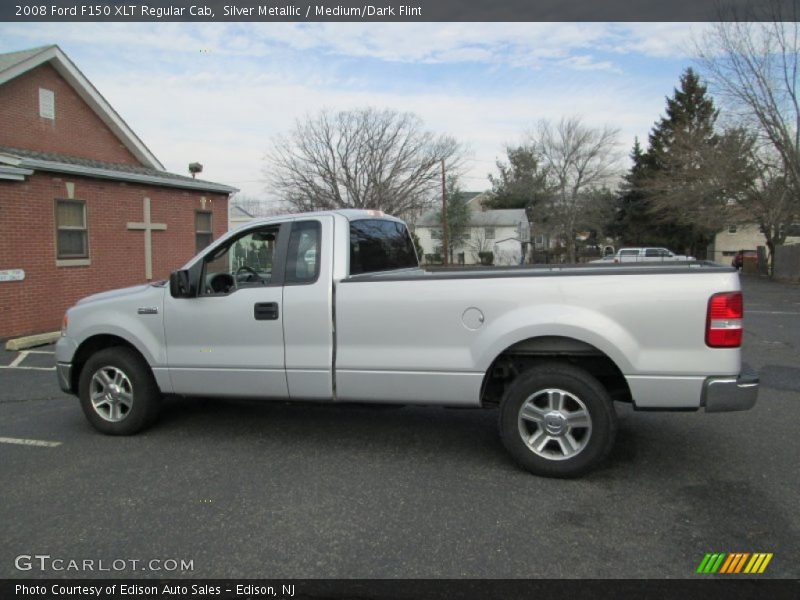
707,223,800,265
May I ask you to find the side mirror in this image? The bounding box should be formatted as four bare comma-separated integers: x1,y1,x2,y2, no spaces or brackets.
169,269,194,298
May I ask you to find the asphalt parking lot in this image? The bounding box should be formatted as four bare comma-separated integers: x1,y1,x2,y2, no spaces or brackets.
1,275,798,579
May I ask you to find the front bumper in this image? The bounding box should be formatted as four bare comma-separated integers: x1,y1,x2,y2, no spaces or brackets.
56,362,73,394
701,371,759,413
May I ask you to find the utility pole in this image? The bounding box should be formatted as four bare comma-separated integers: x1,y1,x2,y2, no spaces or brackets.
441,158,449,266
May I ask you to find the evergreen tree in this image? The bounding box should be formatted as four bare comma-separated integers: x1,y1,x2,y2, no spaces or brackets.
644,68,723,256
607,138,652,245
486,145,550,215
646,68,719,171
608,68,739,256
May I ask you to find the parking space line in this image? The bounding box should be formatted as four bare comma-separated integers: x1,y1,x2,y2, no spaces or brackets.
0,437,61,448
25,350,55,355
9,352,28,368
0,365,56,371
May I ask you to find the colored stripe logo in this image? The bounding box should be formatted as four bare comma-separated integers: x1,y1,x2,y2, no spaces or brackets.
696,552,773,574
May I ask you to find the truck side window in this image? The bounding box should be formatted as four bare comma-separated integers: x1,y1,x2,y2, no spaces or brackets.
349,219,418,275
201,225,279,295
285,221,321,284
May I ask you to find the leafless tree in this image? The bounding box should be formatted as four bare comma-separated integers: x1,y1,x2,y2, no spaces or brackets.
740,144,798,267
265,108,465,221
695,3,800,206
466,228,493,264
527,116,621,262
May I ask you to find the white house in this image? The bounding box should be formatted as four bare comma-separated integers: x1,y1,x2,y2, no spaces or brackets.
415,193,530,266
228,204,256,230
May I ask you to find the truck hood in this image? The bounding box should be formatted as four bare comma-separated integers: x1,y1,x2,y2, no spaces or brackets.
76,282,164,306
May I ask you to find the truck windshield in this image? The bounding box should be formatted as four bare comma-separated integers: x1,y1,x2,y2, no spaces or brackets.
349,219,418,275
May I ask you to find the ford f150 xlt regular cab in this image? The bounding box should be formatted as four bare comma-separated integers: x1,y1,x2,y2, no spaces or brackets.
56,210,758,477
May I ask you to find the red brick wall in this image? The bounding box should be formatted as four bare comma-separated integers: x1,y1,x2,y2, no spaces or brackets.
0,64,143,166
0,172,228,339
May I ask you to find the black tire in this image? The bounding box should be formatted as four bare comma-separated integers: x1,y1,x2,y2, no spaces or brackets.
78,346,161,435
499,362,617,478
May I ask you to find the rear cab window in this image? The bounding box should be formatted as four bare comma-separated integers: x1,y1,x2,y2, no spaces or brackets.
285,220,321,284
349,219,418,275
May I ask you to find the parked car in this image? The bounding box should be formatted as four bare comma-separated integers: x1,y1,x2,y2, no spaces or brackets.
610,247,695,262
56,210,757,478
731,250,758,269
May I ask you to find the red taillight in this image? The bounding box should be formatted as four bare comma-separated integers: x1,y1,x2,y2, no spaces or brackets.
706,292,743,347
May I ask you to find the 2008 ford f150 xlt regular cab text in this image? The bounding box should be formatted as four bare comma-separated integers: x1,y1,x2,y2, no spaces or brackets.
56,210,758,477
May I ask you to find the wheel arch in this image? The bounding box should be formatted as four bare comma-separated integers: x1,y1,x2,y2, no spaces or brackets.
70,334,150,394
480,335,633,407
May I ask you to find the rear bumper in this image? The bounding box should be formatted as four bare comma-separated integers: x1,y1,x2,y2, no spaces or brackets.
56,362,73,394
701,371,759,413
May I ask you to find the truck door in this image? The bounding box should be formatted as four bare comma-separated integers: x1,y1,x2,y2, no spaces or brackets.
163,221,291,398
282,217,335,400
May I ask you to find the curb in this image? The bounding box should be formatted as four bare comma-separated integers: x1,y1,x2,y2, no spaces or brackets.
4,331,60,351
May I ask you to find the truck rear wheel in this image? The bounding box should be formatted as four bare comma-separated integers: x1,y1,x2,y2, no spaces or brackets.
78,347,161,435
499,363,617,478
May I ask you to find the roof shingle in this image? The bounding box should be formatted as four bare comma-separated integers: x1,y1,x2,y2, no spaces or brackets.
0,45,54,74
0,145,237,193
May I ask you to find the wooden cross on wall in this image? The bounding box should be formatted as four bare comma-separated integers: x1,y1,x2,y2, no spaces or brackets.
127,197,167,280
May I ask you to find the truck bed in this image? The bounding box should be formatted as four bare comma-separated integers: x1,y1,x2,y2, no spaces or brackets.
343,261,733,282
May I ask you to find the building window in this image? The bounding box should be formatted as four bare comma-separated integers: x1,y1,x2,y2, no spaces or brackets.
484,227,495,240
39,88,55,120
728,225,737,234
55,199,88,259
195,211,213,252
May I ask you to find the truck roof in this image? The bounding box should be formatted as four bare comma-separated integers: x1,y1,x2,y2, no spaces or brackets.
232,209,405,230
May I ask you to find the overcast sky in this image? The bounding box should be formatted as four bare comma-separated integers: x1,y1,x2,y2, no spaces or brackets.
0,22,712,204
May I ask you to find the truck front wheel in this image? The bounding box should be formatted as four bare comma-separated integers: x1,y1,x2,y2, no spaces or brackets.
499,363,617,478
78,347,161,435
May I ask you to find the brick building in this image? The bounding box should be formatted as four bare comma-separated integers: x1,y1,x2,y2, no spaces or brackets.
0,45,236,339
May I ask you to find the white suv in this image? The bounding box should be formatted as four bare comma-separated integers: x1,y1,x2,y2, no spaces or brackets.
612,247,695,262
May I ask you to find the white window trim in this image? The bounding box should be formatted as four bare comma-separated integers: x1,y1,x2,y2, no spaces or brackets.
56,258,91,267
55,199,89,262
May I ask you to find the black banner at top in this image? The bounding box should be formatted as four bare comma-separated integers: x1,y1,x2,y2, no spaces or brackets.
2,0,799,22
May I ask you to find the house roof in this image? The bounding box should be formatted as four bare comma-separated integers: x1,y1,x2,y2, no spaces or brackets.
0,45,163,170
0,146,237,194
230,204,255,218
465,191,493,208
0,46,51,72
467,209,529,227
416,205,529,228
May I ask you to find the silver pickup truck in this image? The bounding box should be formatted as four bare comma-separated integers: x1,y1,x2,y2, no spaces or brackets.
56,210,758,477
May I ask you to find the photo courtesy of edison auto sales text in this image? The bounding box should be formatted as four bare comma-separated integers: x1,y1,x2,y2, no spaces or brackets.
14,584,296,596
